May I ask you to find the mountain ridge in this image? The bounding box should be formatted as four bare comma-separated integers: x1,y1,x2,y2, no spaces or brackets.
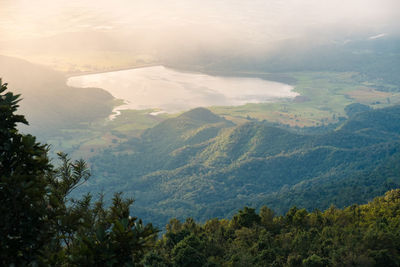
85,104,400,226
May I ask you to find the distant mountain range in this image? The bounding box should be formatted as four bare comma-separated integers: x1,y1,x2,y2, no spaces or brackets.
169,35,400,88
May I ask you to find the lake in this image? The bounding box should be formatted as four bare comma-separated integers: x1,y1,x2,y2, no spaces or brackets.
67,66,297,118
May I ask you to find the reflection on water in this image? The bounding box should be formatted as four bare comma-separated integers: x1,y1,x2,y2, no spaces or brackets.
67,66,297,119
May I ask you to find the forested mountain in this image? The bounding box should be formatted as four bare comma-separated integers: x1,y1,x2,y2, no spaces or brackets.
86,104,400,226
0,55,114,136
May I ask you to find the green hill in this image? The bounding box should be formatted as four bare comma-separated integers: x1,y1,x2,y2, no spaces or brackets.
85,105,400,226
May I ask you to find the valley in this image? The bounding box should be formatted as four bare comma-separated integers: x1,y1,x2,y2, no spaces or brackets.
3,52,397,228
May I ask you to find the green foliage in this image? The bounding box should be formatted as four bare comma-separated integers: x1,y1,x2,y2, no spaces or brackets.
344,103,372,118
0,81,53,265
172,234,207,267
230,207,261,229
154,190,400,266
66,193,158,266
302,254,328,267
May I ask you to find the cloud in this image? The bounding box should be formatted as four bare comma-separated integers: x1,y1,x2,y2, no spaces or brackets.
1,0,398,64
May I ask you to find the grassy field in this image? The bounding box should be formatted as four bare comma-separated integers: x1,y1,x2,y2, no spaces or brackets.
46,109,175,160
211,71,399,127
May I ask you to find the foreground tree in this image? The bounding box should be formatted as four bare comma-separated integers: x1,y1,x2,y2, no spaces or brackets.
0,80,55,265
0,80,158,265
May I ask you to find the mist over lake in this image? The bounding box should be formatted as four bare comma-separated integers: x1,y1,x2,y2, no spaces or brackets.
67,66,297,116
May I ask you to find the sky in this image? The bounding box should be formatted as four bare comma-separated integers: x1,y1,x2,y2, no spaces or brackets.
0,0,399,68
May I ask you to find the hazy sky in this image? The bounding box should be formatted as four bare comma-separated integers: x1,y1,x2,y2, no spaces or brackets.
1,0,399,65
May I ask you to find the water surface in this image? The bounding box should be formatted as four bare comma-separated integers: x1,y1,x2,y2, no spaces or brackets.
67,66,297,118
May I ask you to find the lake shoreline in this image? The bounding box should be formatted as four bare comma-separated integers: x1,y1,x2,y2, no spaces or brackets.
67,65,298,119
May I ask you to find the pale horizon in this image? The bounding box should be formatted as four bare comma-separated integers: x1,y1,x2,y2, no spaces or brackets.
1,0,399,71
